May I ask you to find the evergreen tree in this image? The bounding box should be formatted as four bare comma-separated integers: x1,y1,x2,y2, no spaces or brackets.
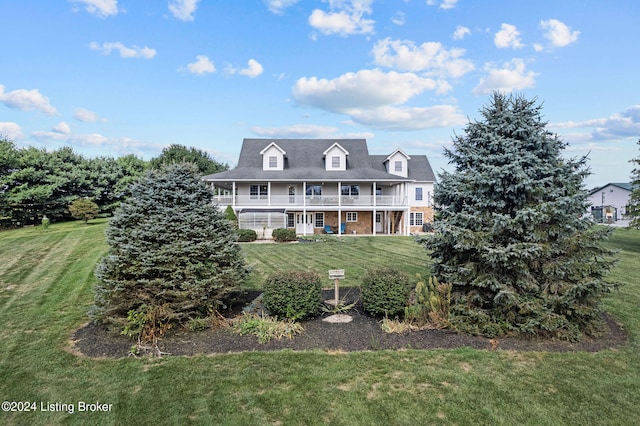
628,139,640,229
419,93,618,340
150,144,228,176
91,163,248,331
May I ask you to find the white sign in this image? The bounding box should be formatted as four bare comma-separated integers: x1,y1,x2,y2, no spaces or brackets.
328,269,345,279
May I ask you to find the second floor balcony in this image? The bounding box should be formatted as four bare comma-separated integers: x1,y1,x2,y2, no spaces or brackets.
213,194,408,207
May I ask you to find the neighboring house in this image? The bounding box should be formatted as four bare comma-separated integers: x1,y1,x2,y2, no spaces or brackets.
203,138,436,237
587,182,632,222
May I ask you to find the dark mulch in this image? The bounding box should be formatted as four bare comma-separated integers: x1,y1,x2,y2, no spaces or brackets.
70,289,628,358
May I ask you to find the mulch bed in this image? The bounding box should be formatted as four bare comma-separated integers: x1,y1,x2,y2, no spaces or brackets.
70,289,628,358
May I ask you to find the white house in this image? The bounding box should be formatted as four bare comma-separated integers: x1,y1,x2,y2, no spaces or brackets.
203,138,436,237
587,183,632,222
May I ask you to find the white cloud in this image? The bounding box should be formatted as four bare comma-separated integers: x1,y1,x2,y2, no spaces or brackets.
52,122,71,134
494,23,524,49
31,129,161,156
251,124,342,138
71,0,119,18
185,55,216,75
0,85,57,115
168,0,201,22
472,59,538,95
309,0,375,36
553,105,640,141
0,122,24,140
453,25,470,40
426,0,458,10
371,38,474,79
391,11,405,26
74,108,107,123
293,69,441,113
264,0,299,15
292,68,465,130
347,105,467,130
89,42,156,59
238,59,264,78
540,19,579,48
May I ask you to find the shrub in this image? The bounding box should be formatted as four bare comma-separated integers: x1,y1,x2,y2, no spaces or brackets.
263,270,322,320
237,228,257,242
68,198,99,224
231,313,304,343
272,228,297,242
405,275,451,328
224,205,238,227
361,267,411,318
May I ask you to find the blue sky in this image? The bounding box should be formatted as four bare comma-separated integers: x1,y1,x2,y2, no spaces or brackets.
1,0,639,188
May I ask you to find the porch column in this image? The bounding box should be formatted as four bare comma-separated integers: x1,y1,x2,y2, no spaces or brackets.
232,181,236,207
372,182,377,236
268,181,271,207
373,209,376,236
338,182,342,236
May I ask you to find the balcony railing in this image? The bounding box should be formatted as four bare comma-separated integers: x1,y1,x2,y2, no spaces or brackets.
213,195,408,207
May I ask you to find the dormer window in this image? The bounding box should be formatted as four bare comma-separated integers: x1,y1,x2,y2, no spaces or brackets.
385,149,411,178
260,142,286,171
323,143,349,171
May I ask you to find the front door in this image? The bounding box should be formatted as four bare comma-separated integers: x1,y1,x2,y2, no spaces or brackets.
375,212,383,233
295,212,314,234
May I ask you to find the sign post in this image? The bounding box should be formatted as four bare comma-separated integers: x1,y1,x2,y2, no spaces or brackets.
328,269,345,306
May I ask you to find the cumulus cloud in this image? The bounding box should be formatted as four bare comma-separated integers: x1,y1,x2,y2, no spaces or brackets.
293,69,442,113
453,25,470,40
184,55,216,75
71,0,119,18
0,85,57,115
426,0,458,10
74,108,107,123
553,105,640,141
168,0,200,21
371,38,474,79
264,0,299,15
0,122,24,140
540,19,580,48
292,69,465,130
31,129,161,156
494,23,524,49
348,105,467,130
472,59,538,95
89,42,156,59
228,59,264,78
52,122,71,134
309,0,375,36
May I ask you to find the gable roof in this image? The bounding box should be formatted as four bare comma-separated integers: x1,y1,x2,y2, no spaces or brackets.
259,142,286,156
322,142,349,156
204,138,436,182
588,182,632,195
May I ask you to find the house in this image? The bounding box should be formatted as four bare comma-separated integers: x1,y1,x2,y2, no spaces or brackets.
587,182,632,222
203,138,436,237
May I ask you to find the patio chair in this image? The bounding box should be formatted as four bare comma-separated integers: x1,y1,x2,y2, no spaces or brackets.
324,225,334,234
340,223,346,234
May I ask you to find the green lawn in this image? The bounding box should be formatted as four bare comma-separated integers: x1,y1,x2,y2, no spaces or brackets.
1,220,639,425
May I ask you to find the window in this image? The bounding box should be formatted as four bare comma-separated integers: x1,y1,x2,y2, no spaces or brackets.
250,184,268,199
287,213,295,228
331,156,340,168
305,185,322,197
268,156,277,168
346,212,358,222
410,212,423,226
394,161,402,172
341,184,360,197
415,187,423,201
314,212,324,228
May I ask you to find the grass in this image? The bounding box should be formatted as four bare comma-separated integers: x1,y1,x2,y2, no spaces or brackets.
0,220,639,425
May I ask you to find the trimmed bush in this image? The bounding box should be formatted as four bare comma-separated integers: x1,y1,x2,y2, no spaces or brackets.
237,228,257,242
361,267,411,318
272,228,297,242
263,271,322,320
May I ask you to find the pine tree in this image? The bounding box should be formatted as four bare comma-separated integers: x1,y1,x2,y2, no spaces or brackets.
420,93,618,340
628,139,640,229
90,163,248,331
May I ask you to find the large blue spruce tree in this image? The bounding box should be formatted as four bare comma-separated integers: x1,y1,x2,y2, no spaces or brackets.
421,93,618,339
91,163,247,331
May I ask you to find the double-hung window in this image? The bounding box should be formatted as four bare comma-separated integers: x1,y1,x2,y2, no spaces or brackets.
346,212,358,222
415,187,423,201
410,212,423,226
314,213,324,228
249,184,268,200
268,156,277,168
